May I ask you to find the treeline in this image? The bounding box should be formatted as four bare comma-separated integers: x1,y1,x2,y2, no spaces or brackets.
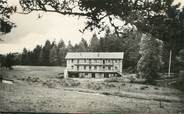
19,40,67,66
0,53,16,69
14,30,141,69
1,29,183,74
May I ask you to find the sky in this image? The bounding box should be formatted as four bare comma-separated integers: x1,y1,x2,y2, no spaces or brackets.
0,0,184,54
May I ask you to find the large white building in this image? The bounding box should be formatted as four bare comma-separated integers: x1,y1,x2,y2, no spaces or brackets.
64,52,124,78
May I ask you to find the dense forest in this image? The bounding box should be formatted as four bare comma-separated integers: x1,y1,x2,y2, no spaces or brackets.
24,30,141,69
0,30,141,70
1,29,184,75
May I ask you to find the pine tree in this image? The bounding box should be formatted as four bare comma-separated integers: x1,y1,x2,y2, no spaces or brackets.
21,48,29,65
137,34,163,84
38,48,44,65
67,40,73,52
49,45,59,65
32,45,42,65
89,34,99,52
58,39,67,66
42,40,52,65
78,38,89,52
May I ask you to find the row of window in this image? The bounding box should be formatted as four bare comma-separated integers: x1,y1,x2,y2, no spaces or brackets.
68,59,121,63
71,65,118,70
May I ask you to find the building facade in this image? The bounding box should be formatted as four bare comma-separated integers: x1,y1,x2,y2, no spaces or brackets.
64,52,124,78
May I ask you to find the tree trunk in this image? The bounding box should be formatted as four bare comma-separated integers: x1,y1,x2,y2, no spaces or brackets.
168,50,172,77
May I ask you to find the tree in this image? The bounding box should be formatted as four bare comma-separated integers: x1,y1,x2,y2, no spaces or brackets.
176,49,184,71
19,0,177,37
21,48,29,65
171,48,184,92
49,45,59,65
137,34,163,84
0,54,6,68
14,54,22,65
6,53,15,68
89,33,99,52
66,40,73,52
19,0,184,74
38,48,44,65
78,38,89,52
42,40,52,65
0,0,16,35
32,45,42,65
58,39,67,66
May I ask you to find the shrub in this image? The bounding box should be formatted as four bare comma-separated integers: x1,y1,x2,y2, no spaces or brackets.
173,71,184,92
140,85,149,90
104,77,124,83
61,78,80,87
87,82,101,90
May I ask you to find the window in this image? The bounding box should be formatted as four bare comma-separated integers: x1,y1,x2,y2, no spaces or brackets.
115,66,118,70
84,59,86,63
103,66,105,69
89,59,91,63
84,66,86,70
71,65,74,69
108,66,111,70
103,60,105,64
94,66,97,70
85,73,88,75
71,59,73,63
77,59,79,63
89,66,91,70
77,66,79,70
96,60,99,63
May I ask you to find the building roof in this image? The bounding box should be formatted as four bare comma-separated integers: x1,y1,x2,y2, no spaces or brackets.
65,52,124,59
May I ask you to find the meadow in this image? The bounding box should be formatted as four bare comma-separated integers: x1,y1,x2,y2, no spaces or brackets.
0,66,184,113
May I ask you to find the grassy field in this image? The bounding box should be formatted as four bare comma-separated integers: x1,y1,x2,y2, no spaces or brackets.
0,66,184,113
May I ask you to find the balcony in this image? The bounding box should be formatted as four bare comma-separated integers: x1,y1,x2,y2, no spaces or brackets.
67,68,119,73
74,62,114,66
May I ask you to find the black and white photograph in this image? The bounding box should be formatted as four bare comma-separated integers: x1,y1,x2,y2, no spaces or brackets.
0,0,184,113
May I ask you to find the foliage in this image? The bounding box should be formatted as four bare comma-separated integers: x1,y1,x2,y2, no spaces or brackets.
58,39,67,66
0,53,16,69
0,0,16,35
172,70,184,92
18,0,184,74
66,40,73,52
21,48,29,65
49,45,59,65
176,49,184,70
19,0,179,38
13,29,141,69
73,38,89,52
89,34,99,52
137,34,163,83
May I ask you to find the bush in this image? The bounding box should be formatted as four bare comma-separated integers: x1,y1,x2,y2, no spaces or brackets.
101,82,116,88
42,78,80,88
104,77,124,83
61,78,80,87
43,80,58,88
140,85,149,90
25,76,42,83
87,82,101,90
173,71,184,92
